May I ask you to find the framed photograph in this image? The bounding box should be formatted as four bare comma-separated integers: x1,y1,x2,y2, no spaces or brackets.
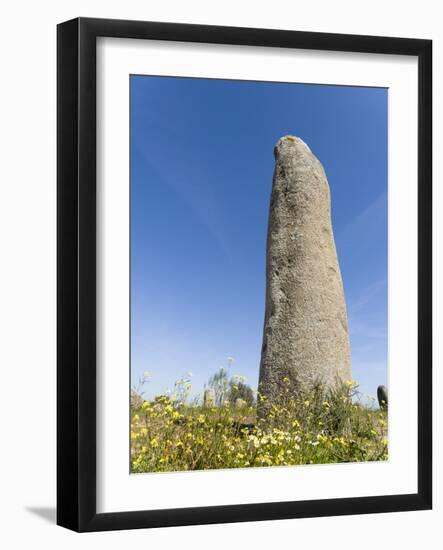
57,17,432,532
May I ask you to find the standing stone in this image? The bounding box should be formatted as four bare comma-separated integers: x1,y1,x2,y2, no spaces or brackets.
203,389,215,408
258,136,351,414
130,389,144,410
377,385,388,410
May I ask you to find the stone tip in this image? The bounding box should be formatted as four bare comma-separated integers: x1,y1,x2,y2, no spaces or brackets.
274,135,311,158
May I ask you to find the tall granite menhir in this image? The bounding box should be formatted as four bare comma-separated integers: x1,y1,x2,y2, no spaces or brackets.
258,136,351,413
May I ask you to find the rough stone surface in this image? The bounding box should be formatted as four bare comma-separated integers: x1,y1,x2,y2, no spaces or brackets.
258,136,351,413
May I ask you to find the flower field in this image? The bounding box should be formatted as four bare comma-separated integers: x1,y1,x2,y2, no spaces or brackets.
131,378,388,473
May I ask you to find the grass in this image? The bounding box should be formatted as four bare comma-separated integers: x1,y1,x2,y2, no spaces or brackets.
130,378,388,473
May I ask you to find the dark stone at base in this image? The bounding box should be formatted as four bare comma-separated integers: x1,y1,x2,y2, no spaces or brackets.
377,385,388,410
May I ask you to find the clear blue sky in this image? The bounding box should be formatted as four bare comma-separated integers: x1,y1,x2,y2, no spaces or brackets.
130,75,387,403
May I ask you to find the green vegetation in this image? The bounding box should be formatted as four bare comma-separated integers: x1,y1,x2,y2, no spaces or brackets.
206,367,255,407
130,374,388,473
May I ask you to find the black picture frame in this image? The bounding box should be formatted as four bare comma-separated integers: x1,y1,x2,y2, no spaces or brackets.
57,17,432,532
